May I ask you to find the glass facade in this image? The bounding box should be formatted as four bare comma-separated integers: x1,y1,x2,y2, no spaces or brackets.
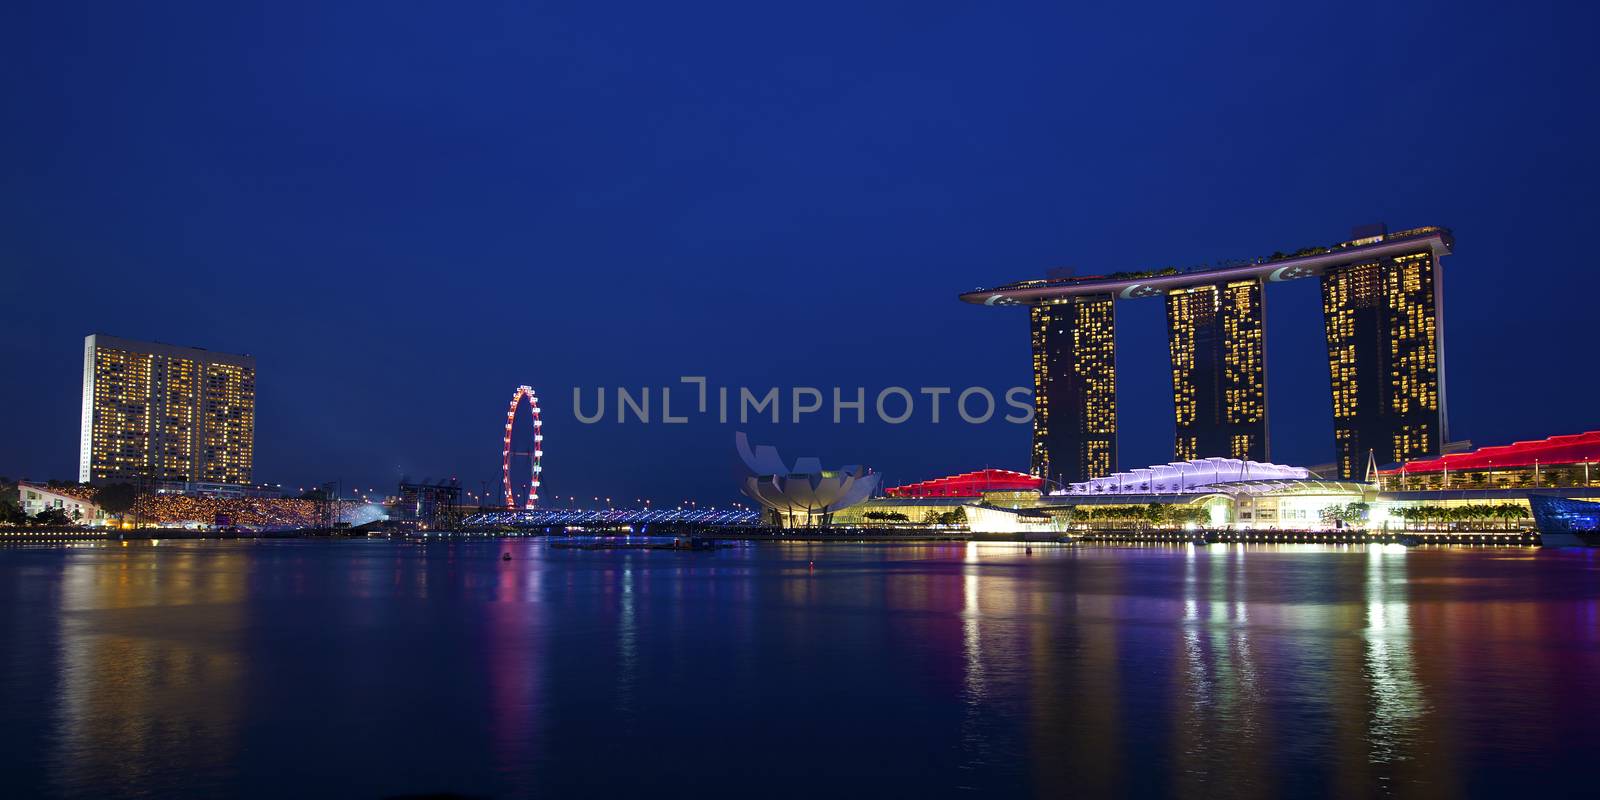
1528,495,1600,534
1321,249,1443,479
1164,279,1266,462
80,335,256,485
1031,294,1117,485
1382,463,1597,492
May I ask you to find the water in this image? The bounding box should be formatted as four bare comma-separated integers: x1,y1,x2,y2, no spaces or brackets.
2,539,1598,798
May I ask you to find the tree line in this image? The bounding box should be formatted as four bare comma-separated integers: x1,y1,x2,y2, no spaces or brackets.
1069,504,1209,528
1388,503,1528,531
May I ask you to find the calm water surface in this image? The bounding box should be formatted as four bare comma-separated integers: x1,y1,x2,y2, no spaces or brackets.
2,539,1598,798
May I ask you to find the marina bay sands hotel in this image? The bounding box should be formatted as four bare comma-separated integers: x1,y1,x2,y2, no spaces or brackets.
962,225,1449,484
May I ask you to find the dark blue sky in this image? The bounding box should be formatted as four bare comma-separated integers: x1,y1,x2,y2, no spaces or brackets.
2,1,1596,504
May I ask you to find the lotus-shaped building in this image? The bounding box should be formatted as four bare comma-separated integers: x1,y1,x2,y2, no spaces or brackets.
736,432,879,527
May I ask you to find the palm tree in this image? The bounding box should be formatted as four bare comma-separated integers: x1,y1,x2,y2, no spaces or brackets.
1503,503,1528,530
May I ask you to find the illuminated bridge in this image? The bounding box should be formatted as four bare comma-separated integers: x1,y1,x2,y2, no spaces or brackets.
463,507,759,527
963,225,1451,484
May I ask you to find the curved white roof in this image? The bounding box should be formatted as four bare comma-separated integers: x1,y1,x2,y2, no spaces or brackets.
735,432,879,516
1057,458,1311,495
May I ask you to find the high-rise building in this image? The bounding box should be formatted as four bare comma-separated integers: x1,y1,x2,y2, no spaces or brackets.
964,225,1450,481
1030,295,1117,486
1321,249,1444,479
1165,279,1267,462
79,334,256,487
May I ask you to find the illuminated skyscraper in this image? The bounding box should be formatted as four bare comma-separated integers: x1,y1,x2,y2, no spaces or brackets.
1321,248,1445,479
79,334,256,486
1165,279,1267,462
1030,295,1117,485
965,225,1450,480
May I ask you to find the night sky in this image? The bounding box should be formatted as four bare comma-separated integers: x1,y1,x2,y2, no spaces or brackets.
2,1,1596,504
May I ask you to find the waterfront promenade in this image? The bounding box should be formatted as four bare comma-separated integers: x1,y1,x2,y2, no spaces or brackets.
0,524,1542,547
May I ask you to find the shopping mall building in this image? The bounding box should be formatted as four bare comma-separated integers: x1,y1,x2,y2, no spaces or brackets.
837,459,1372,534
838,432,1600,540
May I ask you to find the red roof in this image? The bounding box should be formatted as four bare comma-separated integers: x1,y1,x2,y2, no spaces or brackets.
886,469,1043,498
1378,431,1600,475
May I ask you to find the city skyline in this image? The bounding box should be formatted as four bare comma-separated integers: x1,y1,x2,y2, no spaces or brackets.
1,3,1596,503
4,4,1600,798
0,214,1577,503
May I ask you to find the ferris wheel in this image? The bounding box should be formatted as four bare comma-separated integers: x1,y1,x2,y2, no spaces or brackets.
502,385,543,510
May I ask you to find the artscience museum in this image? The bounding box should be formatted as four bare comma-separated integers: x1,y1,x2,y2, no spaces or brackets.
736,433,879,527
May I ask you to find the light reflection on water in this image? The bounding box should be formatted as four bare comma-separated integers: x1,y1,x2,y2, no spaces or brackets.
2,540,1599,798
49,547,247,797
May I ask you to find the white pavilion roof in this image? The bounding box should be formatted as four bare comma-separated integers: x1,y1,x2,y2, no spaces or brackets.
1056,458,1311,495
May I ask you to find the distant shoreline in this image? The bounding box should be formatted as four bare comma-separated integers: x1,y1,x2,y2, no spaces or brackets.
0,526,1543,547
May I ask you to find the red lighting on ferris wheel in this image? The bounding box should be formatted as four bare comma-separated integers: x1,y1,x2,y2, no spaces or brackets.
502,385,544,510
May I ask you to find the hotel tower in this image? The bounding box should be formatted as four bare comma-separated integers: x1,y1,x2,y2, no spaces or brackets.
965,225,1449,484
78,334,256,487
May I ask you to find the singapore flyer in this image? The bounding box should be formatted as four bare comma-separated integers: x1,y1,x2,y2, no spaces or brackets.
501,385,544,510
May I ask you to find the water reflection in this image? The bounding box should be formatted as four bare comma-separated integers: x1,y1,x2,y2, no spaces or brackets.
616,563,638,717
486,546,543,784
962,543,985,709
1171,545,1272,799
50,545,247,796
3,540,1599,797
1364,546,1425,765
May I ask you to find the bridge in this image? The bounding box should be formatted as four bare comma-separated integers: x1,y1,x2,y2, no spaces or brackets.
462,507,759,528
